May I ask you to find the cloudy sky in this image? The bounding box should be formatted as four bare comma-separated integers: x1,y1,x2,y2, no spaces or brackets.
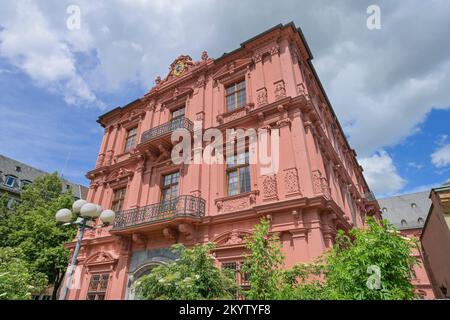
0,0,449,197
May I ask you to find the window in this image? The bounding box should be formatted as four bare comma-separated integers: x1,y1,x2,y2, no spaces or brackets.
86,274,109,300
124,127,138,152
411,203,417,208
418,217,424,225
112,187,127,212
400,219,407,227
161,172,180,211
15,166,21,172
5,175,17,188
226,152,251,196
222,261,249,299
21,180,32,189
171,106,185,120
225,80,246,112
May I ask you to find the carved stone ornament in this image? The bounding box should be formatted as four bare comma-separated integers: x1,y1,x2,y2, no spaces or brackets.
262,174,278,199
274,81,286,100
225,230,243,245
257,88,268,106
284,168,301,195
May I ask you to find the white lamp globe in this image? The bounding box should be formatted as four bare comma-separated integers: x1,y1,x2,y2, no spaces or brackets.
100,209,115,224
72,199,87,214
55,208,72,223
93,204,103,218
80,202,98,218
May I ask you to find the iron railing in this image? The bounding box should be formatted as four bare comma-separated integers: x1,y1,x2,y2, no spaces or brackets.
112,195,205,230
140,117,193,144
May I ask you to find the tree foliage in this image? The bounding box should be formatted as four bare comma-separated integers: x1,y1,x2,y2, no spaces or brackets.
0,173,76,299
243,217,418,300
241,218,285,299
135,243,237,300
0,247,47,300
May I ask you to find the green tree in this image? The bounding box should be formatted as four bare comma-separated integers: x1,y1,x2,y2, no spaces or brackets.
243,217,418,300
135,243,237,300
1,173,76,299
241,218,285,299
323,218,418,300
0,247,47,300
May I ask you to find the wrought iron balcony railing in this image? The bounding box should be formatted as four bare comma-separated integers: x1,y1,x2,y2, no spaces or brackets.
112,195,206,230
140,117,194,144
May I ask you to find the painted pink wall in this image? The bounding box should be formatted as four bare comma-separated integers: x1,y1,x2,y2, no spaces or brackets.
63,24,379,300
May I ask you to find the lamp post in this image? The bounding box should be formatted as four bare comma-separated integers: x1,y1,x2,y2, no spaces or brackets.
55,199,116,300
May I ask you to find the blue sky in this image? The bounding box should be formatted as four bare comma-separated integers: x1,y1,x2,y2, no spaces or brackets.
0,1,449,197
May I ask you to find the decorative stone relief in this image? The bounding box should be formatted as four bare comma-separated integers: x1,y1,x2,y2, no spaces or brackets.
312,170,331,199
262,175,278,199
284,168,301,195
312,170,323,195
256,88,268,106
223,196,250,212
274,80,286,100
225,230,243,245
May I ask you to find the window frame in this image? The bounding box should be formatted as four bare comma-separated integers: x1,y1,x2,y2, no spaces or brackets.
112,187,127,212
4,175,17,188
170,106,186,120
225,79,246,113
86,273,110,300
226,152,251,196
160,171,180,211
124,127,138,153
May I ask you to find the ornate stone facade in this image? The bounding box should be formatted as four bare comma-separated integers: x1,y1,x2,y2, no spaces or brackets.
62,22,378,300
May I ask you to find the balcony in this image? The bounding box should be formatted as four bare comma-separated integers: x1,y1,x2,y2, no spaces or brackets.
140,117,193,145
112,195,206,231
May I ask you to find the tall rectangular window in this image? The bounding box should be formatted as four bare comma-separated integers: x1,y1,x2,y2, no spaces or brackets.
226,152,251,196
171,106,185,120
86,274,109,300
112,187,126,212
124,127,137,152
225,80,246,112
161,172,180,211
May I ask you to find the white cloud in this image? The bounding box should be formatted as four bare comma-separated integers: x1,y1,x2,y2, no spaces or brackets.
431,144,450,168
359,151,406,196
0,0,449,159
0,0,99,106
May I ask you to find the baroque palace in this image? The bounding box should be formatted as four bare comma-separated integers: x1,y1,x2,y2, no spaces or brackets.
63,22,380,300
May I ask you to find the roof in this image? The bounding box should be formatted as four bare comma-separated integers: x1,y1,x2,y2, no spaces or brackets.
378,191,431,230
0,154,88,199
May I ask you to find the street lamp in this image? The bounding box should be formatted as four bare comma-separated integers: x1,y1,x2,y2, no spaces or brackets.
55,200,116,300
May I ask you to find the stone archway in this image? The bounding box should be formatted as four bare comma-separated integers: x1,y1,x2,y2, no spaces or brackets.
125,248,177,300
126,262,163,300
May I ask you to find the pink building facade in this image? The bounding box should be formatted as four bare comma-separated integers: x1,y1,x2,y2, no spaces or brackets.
63,23,379,300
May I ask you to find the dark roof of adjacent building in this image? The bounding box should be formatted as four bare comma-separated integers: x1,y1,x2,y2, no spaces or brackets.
378,191,431,230
0,154,88,199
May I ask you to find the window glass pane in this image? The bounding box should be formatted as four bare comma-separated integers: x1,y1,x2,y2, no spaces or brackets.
5,176,16,187
226,95,235,112
237,90,246,107
172,107,185,119
227,170,238,196
239,166,251,193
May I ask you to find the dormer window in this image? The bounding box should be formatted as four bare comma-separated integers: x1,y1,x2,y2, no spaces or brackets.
401,219,407,227
15,166,21,172
21,180,32,189
5,175,17,188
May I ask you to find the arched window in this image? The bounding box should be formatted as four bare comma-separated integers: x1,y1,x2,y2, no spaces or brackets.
401,219,407,227
418,217,424,225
